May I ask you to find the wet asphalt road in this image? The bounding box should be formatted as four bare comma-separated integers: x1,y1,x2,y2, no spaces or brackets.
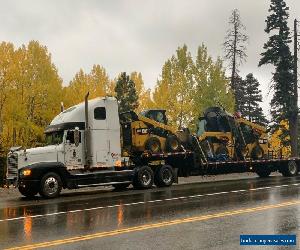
1,174,300,250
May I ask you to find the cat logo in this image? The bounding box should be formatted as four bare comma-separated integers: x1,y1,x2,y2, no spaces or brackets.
136,128,148,135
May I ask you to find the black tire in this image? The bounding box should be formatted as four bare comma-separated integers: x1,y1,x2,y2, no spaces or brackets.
112,183,130,190
133,166,154,189
282,160,298,177
251,145,264,160
154,165,174,187
255,169,271,178
235,146,248,161
39,172,62,198
145,137,162,153
18,185,38,198
166,135,180,152
215,144,229,156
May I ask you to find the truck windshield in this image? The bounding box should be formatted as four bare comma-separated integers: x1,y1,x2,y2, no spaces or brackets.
45,131,64,145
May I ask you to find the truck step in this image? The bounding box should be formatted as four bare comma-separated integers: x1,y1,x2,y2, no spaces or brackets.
70,170,133,176
77,181,131,188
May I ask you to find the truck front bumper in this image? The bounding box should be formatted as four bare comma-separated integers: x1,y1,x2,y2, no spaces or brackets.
5,178,18,187
18,179,40,190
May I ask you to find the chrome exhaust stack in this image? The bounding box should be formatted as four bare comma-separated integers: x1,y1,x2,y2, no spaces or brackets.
84,92,91,169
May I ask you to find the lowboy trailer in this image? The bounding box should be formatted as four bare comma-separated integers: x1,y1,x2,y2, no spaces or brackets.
5,94,300,198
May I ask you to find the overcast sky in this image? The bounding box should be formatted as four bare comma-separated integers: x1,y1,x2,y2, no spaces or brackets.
0,0,299,116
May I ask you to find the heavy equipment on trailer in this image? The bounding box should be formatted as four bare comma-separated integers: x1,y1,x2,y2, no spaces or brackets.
5,95,300,198
195,107,268,162
120,109,181,156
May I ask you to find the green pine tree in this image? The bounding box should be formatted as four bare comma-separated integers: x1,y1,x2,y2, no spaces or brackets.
259,0,297,155
240,73,267,124
234,75,245,113
115,72,139,113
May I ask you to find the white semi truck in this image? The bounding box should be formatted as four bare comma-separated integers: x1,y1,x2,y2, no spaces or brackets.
5,94,300,198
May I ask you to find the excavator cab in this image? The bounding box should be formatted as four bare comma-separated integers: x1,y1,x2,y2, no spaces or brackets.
140,110,168,125
195,107,235,160
203,107,233,133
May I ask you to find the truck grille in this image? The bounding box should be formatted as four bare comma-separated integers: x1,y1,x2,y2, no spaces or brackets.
7,153,18,180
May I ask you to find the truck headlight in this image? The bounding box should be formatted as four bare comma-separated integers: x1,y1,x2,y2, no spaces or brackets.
21,169,31,176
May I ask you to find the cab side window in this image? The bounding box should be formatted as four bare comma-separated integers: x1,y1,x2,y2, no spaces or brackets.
94,107,106,120
66,131,81,144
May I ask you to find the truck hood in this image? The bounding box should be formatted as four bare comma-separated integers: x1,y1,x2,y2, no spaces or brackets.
24,145,59,155
16,144,64,168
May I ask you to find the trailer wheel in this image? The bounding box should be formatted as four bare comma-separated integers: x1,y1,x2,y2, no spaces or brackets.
154,165,174,187
282,160,298,177
166,135,180,152
133,166,154,189
145,137,161,153
18,185,38,198
39,172,62,198
112,183,130,190
255,169,271,178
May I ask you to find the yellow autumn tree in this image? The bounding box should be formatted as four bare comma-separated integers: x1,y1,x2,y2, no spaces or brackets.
269,120,291,157
153,45,194,129
130,72,154,112
63,64,110,108
0,42,16,149
153,44,234,130
1,41,63,148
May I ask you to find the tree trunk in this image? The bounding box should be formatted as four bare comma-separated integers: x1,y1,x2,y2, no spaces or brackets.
231,18,238,107
289,116,298,157
291,19,299,157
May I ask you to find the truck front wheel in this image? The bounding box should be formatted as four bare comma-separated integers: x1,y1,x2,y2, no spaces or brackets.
133,166,154,189
18,185,38,198
39,172,62,198
154,165,174,187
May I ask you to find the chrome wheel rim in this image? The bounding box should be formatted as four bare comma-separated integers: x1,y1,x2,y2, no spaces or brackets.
162,169,172,184
141,171,151,186
44,177,58,195
289,162,297,175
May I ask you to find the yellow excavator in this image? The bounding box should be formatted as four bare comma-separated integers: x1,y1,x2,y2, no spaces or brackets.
120,109,182,155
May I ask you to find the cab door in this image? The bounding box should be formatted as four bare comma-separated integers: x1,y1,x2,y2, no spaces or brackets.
64,130,84,169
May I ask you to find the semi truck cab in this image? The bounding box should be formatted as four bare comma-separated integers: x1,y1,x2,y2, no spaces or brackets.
6,96,137,198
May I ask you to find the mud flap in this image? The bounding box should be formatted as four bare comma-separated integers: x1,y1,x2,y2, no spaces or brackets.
174,168,179,184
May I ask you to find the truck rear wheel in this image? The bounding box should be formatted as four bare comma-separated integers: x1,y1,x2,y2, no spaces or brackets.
39,172,62,198
18,185,38,198
282,160,298,177
133,166,154,189
154,165,174,187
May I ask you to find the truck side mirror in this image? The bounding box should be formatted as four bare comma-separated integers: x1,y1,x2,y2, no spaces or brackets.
74,128,80,147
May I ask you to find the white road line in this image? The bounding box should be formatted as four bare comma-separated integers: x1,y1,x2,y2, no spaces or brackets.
0,183,299,223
